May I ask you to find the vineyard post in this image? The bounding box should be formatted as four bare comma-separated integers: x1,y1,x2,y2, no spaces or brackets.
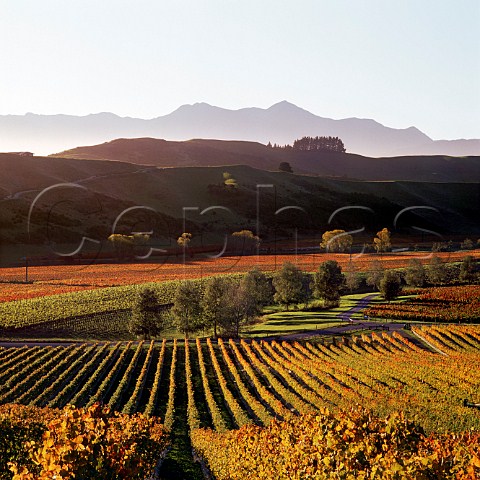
21,256,28,282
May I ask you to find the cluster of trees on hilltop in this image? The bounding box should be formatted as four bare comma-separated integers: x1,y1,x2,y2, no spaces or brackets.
268,135,346,152
292,136,346,153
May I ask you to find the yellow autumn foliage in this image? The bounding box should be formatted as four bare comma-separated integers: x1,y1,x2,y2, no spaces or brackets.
192,408,480,479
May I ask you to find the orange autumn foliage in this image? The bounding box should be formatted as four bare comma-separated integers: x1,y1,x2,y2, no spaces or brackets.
1,251,477,302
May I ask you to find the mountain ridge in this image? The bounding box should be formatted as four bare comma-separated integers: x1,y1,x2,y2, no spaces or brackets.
1,101,479,157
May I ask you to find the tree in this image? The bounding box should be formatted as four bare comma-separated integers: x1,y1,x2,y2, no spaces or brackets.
405,258,425,287
379,271,402,301
201,276,232,338
223,269,273,337
344,261,362,292
461,238,474,250
426,256,447,286
278,161,293,173
177,232,192,258
242,268,273,308
320,229,353,253
312,260,344,307
231,230,260,255
366,260,384,290
223,172,237,188
223,283,250,338
459,255,477,283
272,262,305,309
171,281,204,337
177,232,192,248
373,228,391,253
129,287,167,339
292,136,346,153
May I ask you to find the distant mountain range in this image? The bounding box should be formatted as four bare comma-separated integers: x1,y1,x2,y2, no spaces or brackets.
1,101,479,157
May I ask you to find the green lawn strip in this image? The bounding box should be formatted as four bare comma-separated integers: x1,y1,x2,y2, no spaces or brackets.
245,293,374,337
157,343,204,480
245,319,346,337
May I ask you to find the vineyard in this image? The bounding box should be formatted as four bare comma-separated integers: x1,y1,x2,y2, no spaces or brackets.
366,285,480,323
0,310,135,341
1,250,476,302
0,326,479,478
0,275,242,332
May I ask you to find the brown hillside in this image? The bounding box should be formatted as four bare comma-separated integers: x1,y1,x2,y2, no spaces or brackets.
51,138,480,182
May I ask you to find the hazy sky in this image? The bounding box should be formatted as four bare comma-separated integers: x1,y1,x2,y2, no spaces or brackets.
1,0,479,139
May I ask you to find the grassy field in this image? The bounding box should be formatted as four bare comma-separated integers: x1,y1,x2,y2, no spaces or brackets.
245,312,346,337
245,294,370,337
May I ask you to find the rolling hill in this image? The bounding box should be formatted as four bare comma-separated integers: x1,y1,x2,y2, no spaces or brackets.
52,137,480,183
0,153,478,267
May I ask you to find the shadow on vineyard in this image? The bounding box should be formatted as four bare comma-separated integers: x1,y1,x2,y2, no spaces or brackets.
0,324,479,478
157,345,204,480
0,310,134,341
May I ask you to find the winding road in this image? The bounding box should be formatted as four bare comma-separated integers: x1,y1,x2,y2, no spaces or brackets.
276,293,413,342
337,293,379,322
2,166,158,201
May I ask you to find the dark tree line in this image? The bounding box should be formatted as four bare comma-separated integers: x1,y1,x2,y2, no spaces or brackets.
292,136,346,153
130,262,348,339
129,268,273,339
129,255,479,339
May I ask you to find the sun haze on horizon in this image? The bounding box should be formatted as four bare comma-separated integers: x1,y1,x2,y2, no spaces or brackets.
0,0,479,140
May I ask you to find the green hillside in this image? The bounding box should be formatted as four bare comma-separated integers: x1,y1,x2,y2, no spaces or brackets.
0,154,478,265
